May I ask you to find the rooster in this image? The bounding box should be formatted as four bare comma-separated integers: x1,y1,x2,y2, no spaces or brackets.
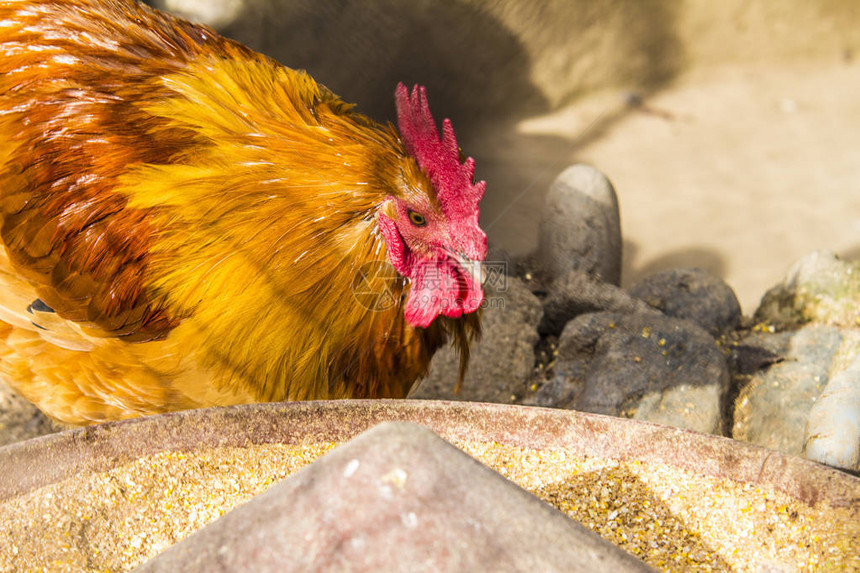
0,0,486,424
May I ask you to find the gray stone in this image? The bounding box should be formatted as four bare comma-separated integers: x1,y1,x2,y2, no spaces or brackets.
535,312,729,435
0,382,65,447
539,269,657,336
755,250,860,328
135,422,655,573
733,325,843,456
631,383,724,433
411,277,542,403
629,268,742,336
804,349,860,472
783,249,848,290
743,252,860,467
537,165,622,285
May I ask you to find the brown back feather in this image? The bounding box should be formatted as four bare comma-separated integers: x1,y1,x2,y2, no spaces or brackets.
0,0,264,340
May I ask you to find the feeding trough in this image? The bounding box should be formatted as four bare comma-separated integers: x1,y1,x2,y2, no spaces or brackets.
1,400,857,571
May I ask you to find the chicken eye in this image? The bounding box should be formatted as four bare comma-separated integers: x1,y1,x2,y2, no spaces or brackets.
408,210,427,227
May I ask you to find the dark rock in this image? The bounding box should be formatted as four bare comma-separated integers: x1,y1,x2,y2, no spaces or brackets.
486,244,515,278
733,325,842,457
728,344,783,376
535,312,729,435
411,277,542,403
537,165,622,285
136,422,655,573
539,269,658,336
629,268,742,336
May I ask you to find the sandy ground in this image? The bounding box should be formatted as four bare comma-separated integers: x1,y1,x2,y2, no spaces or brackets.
480,59,860,315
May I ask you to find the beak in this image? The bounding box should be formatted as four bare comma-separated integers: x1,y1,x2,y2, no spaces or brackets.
442,246,485,285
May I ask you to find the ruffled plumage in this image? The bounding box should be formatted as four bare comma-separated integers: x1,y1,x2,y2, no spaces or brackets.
0,0,479,424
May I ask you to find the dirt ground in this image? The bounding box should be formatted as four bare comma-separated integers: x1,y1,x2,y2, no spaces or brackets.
480,58,860,314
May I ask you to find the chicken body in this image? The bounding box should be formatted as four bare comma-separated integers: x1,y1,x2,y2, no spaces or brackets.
0,0,485,424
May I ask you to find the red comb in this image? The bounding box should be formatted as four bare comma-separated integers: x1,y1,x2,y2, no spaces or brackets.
395,83,485,209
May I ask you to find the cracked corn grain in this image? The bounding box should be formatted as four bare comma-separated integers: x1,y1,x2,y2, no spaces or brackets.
459,442,859,572
1,441,857,572
0,443,337,572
